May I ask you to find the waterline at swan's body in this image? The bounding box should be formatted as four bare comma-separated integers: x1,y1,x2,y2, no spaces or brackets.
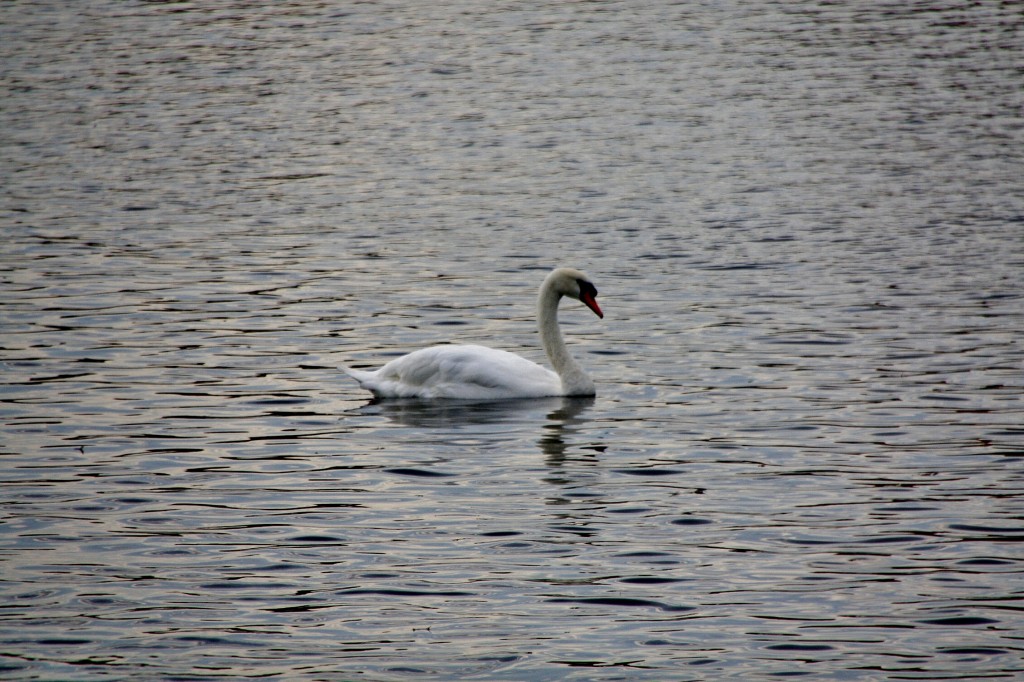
344,344,563,400
343,267,603,400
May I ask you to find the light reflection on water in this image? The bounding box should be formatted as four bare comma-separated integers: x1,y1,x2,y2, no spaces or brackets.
2,0,1023,679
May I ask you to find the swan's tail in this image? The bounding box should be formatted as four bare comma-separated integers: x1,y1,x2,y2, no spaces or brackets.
343,366,375,387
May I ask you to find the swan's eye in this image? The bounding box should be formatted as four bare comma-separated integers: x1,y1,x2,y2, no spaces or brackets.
576,279,603,318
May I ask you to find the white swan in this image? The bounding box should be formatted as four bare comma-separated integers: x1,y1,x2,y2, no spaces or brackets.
344,267,603,399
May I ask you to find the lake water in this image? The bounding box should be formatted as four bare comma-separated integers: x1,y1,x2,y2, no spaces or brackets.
2,1,1023,679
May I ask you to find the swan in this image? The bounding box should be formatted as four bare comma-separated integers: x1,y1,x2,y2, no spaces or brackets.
343,267,603,399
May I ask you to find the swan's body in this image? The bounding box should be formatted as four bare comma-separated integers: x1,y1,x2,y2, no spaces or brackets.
344,267,603,400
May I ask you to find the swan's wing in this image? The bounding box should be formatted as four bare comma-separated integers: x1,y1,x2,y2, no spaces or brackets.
434,345,562,397
347,345,562,399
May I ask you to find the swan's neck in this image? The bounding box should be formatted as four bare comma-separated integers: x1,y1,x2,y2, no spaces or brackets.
538,284,595,396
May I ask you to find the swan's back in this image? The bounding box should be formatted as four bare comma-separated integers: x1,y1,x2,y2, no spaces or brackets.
344,344,563,400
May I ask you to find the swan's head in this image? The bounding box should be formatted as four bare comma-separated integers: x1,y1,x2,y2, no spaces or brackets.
546,267,603,319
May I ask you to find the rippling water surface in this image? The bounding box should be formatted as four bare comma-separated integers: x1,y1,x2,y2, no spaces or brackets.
2,1,1023,679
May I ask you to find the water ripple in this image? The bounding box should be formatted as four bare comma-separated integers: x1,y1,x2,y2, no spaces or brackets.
2,1,1023,680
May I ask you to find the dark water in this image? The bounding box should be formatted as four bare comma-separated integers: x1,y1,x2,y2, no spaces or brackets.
2,1,1023,679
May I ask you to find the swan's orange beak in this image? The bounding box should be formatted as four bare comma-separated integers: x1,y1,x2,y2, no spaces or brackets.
581,291,603,319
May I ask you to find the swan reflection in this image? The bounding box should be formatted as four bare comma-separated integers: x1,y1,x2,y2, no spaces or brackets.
536,397,595,461
361,396,594,432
